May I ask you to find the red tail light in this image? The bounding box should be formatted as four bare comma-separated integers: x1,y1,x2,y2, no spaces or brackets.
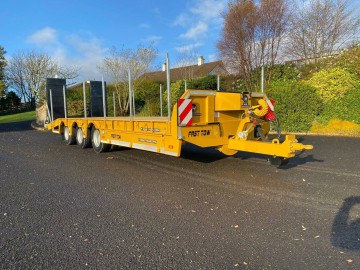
265,100,275,120
265,111,276,120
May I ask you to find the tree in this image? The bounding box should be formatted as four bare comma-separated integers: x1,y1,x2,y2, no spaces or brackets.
98,44,157,116
217,0,290,91
0,91,21,111
5,91,21,107
6,50,79,103
5,51,30,103
0,45,7,97
285,0,360,60
175,49,199,81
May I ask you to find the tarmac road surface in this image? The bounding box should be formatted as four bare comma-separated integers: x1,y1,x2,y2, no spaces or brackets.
1,120,360,269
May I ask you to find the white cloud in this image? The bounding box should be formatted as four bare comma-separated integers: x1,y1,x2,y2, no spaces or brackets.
173,13,191,27
190,0,226,21
175,42,203,52
61,35,107,82
26,28,108,83
27,27,58,45
139,23,150,28
175,0,226,40
180,22,208,39
67,35,106,58
142,35,163,44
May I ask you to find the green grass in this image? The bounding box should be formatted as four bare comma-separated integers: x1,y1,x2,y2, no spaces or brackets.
0,110,36,124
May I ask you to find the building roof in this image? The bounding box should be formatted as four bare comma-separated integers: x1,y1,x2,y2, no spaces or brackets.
141,60,227,82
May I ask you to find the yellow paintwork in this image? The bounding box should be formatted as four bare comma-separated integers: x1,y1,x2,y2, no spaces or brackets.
228,134,313,158
47,89,313,159
48,114,182,157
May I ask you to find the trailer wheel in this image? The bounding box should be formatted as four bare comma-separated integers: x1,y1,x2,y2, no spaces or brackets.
63,126,76,145
76,127,91,149
91,127,111,153
268,155,289,166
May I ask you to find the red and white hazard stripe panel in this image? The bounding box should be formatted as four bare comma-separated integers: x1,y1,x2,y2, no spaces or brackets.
178,99,193,126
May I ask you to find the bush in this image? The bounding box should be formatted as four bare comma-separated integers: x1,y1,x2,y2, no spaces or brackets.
6,91,21,106
0,91,21,111
137,80,161,116
188,75,224,90
316,89,360,125
306,67,360,103
267,81,323,132
232,64,301,92
170,80,185,105
160,80,185,116
322,46,360,77
67,84,119,116
298,62,323,80
67,101,89,117
269,64,300,83
67,85,86,102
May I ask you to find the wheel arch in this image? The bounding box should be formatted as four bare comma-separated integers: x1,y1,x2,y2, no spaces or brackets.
85,122,95,138
59,121,65,134
71,121,78,129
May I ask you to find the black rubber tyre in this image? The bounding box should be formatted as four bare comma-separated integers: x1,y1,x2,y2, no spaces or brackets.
268,155,289,166
91,127,111,153
63,126,76,145
76,127,92,149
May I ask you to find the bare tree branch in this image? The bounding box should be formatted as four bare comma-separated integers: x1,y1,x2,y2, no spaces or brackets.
175,49,199,80
285,0,360,60
6,50,79,103
97,44,157,116
217,0,290,91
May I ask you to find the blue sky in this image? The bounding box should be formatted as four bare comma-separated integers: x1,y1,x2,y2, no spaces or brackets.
0,0,227,81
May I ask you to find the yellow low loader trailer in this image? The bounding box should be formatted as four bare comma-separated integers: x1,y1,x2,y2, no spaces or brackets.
47,90,313,166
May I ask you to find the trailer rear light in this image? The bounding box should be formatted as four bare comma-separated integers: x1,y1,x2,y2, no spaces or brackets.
265,100,276,120
265,111,276,120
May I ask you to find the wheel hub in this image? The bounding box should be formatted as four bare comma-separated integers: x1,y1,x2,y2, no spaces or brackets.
64,127,69,141
77,128,83,143
93,129,101,147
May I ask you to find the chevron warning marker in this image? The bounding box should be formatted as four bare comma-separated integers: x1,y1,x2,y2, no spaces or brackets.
178,99,193,126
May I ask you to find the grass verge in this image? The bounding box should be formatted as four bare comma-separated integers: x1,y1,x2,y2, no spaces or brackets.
0,111,36,124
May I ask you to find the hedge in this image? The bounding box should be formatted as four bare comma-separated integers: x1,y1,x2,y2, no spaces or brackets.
266,81,323,132
317,89,360,125
306,67,360,103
